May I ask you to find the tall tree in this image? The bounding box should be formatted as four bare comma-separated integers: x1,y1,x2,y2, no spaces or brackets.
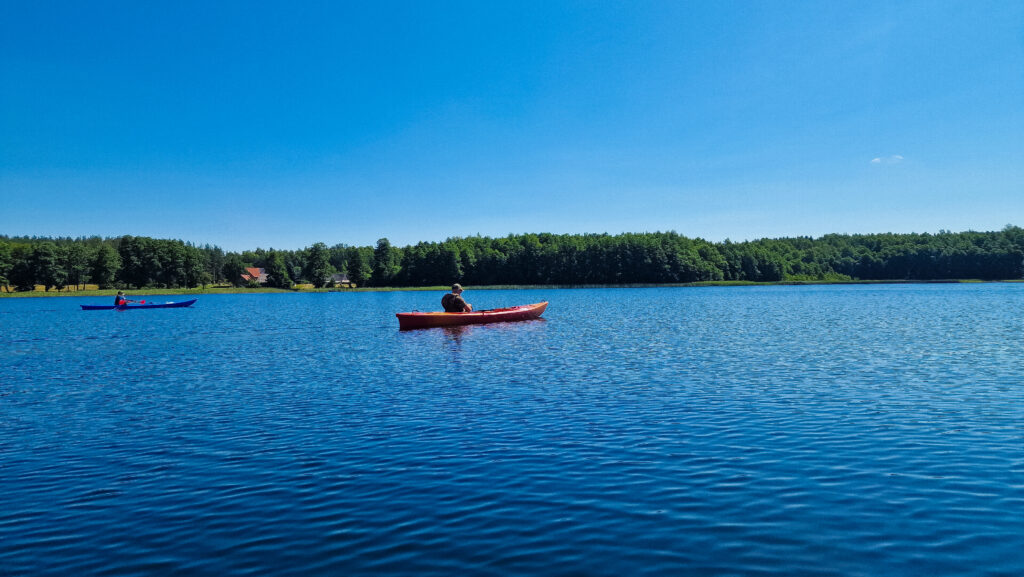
62,242,91,290
371,238,400,287
184,245,208,288
91,244,121,289
346,246,372,287
263,250,292,288
0,241,12,292
202,244,226,284
222,253,248,287
328,244,350,275
303,242,332,288
9,244,35,291
32,242,66,291
159,241,187,287
117,235,149,288
437,242,463,284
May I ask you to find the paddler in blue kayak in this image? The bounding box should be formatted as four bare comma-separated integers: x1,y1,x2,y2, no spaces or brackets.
114,290,139,306
441,283,473,312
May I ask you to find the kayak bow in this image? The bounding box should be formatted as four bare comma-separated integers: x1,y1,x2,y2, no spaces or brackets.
396,301,548,330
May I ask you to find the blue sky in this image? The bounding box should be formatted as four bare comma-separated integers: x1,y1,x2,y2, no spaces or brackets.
2,1,1022,252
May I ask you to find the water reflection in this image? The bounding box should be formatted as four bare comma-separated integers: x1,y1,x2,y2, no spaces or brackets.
442,325,471,346
433,319,549,346
443,319,547,357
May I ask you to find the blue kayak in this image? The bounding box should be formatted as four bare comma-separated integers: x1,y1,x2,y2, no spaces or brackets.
81,298,197,310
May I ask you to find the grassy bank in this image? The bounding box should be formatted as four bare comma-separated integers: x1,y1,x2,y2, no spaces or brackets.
2,278,1020,298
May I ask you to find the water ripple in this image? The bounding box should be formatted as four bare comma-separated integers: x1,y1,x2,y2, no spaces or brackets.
2,286,1023,575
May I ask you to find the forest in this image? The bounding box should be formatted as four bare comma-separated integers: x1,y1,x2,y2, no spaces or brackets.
1,226,1023,292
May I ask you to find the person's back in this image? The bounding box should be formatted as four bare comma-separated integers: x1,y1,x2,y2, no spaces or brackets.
441,283,472,312
441,292,468,312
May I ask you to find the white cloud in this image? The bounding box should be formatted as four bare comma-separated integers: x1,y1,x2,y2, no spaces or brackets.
871,154,904,165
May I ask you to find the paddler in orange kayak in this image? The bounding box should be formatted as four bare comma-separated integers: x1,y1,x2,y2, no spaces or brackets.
441,283,473,312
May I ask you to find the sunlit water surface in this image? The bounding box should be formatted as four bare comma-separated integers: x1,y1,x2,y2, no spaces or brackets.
2,285,1023,576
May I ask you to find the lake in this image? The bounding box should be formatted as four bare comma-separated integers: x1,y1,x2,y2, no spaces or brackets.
2,285,1023,576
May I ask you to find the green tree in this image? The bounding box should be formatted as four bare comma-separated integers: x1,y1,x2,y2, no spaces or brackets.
264,250,292,288
328,244,350,275
346,246,373,287
0,241,12,292
33,242,66,291
184,244,207,287
303,242,332,288
222,253,248,287
117,235,149,288
9,244,35,291
91,244,121,289
202,244,226,284
63,242,91,290
371,238,400,287
438,242,463,283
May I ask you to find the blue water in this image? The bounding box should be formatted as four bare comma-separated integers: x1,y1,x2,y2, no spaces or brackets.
2,285,1023,576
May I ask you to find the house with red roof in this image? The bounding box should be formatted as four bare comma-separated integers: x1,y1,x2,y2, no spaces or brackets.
241,267,267,285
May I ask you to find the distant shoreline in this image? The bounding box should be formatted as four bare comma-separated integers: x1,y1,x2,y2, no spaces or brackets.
2,279,1021,298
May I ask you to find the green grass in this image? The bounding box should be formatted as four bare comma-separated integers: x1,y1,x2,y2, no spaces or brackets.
1,278,1017,298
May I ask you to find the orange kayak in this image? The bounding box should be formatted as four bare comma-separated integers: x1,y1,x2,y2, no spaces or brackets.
397,301,548,330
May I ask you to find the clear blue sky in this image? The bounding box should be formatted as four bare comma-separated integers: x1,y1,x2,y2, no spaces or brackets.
2,1,1022,252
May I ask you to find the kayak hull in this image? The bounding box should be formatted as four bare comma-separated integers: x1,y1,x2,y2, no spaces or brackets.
81,298,198,310
397,301,548,330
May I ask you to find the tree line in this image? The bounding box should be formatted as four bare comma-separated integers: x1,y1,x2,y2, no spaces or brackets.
1,226,1022,292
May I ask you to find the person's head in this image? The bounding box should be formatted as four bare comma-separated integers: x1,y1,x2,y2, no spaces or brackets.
451,283,463,294
117,290,124,296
